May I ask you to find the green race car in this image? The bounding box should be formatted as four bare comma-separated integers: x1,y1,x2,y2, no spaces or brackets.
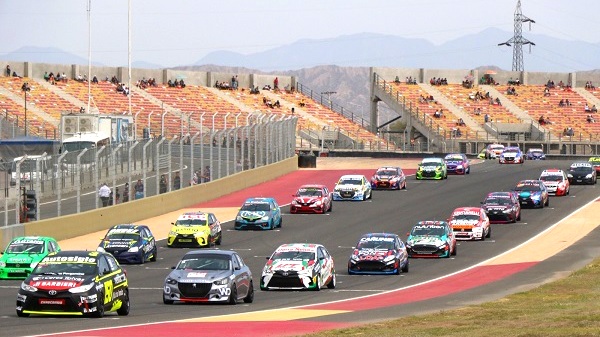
0,236,61,279
416,158,448,180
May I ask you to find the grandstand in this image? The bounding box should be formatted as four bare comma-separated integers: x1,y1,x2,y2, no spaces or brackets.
2,61,600,155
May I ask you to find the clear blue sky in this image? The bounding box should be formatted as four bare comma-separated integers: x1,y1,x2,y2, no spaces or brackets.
1,0,598,68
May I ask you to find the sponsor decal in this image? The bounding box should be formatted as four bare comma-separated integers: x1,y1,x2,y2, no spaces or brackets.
217,287,231,296
38,298,65,305
187,272,207,278
42,256,96,264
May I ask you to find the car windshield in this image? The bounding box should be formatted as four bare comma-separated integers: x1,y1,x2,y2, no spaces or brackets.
272,250,315,261
530,150,543,155
33,262,96,276
490,146,504,151
6,241,44,254
357,239,394,250
241,203,271,212
376,170,397,176
175,219,207,226
106,233,139,240
514,184,541,192
297,189,322,197
570,167,592,173
485,197,511,205
177,255,230,271
452,214,480,221
411,226,445,236
338,178,362,185
540,175,562,182
445,157,463,162
421,162,440,167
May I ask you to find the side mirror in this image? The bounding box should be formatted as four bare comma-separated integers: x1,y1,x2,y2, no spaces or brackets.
480,201,484,204
171,266,176,269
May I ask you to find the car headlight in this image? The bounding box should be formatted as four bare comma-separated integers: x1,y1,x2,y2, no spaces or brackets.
383,255,395,263
128,246,140,253
350,254,359,262
456,165,463,169
313,200,322,206
437,243,447,249
261,215,270,221
567,174,573,178
21,282,37,292
292,200,299,205
0,261,6,268
29,261,39,269
502,209,512,213
236,215,243,221
213,278,229,285
194,230,208,238
531,193,541,200
586,174,593,178
165,277,177,285
96,246,106,253
168,230,177,236
69,282,95,294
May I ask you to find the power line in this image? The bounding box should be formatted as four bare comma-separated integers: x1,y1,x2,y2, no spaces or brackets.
498,0,535,71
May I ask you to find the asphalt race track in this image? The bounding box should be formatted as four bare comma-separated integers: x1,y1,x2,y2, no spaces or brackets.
0,159,599,336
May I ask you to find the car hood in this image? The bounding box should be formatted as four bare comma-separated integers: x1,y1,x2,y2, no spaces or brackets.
169,225,209,234
267,259,314,272
238,210,268,220
407,236,444,245
450,219,480,227
483,204,511,211
2,253,40,264
101,238,137,249
168,269,231,282
335,184,362,191
26,275,91,290
373,174,397,180
355,248,392,261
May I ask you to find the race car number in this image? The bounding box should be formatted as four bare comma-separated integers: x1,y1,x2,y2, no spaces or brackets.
104,280,114,304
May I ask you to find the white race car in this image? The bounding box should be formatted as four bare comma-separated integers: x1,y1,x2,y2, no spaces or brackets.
333,174,372,201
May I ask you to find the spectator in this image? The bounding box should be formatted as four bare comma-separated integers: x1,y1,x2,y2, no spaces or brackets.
543,87,551,97
587,114,595,123
134,179,144,199
433,110,441,118
538,115,546,125
98,183,111,207
484,113,490,123
565,99,571,106
585,104,590,112
457,118,466,127
394,76,400,83
495,97,502,106
173,172,181,190
559,99,565,107
591,105,597,113
563,127,574,136
201,166,211,183
5,65,10,77
159,174,167,194
92,75,98,84
122,183,129,202
273,77,279,90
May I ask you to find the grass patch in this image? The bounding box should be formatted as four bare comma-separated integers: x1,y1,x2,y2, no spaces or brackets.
299,259,600,337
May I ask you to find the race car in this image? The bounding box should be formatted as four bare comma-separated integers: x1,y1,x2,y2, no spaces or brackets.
168,211,222,247
444,153,470,174
235,197,282,230
539,169,570,196
163,249,254,305
97,224,157,264
447,207,491,240
589,157,600,174
370,166,407,189
526,148,546,160
16,250,130,318
499,146,525,164
481,191,521,223
484,143,505,159
290,184,333,214
416,158,448,180
261,243,336,291
513,179,550,208
347,233,409,275
0,236,61,280
567,162,597,185
405,221,457,258
333,174,372,200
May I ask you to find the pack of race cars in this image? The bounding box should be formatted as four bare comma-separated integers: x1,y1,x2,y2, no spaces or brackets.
3,151,598,317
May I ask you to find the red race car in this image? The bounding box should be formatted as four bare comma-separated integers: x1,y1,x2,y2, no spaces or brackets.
370,166,407,190
448,207,491,240
539,169,570,196
290,184,333,214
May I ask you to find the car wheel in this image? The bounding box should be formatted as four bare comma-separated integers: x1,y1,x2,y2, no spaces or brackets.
243,281,254,303
228,285,238,305
139,251,145,264
486,226,492,238
150,247,157,262
16,309,29,317
216,233,222,245
327,273,336,289
314,275,322,291
369,190,373,199
451,243,457,256
402,181,407,189
117,289,130,316
394,260,401,275
278,218,282,228
401,259,409,273
517,211,521,221
467,167,470,174
545,197,549,207
328,201,333,212
93,293,105,318
207,235,214,247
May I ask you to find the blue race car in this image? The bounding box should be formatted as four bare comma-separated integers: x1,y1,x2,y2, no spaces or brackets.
97,224,157,264
513,180,550,208
348,233,409,275
235,197,282,230
526,148,546,160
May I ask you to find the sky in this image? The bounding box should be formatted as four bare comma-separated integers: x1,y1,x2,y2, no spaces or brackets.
1,0,599,68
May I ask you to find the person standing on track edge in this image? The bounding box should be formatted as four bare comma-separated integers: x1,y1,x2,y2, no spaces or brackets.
98,183,111,207
173,172,181,190
122,182,129,202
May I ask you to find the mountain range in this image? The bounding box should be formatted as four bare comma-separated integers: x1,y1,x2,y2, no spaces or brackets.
2,28,599,124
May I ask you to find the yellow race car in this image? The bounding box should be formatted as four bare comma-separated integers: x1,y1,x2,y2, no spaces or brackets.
167,211,222,248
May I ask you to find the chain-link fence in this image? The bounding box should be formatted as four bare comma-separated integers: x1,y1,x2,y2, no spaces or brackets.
0,116,297,226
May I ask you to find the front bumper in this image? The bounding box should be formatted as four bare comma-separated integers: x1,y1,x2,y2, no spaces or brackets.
163,282,231,303
167,234,209,247
17,289,102,316
290,203,326,214
416,171,443,180
235,220,272,230
260,271,318,290
453,227,484,240
446,166,466,174
569,176,595,184
333,190,364,201
104,248,144,264
499,157,522,163
0,266,34,280
485,210,517,223
518,197,543,208
407,244,450,258
371,180,400,189
347,259,400,275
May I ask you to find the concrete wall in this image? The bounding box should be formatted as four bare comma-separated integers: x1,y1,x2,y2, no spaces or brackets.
0,156,298,247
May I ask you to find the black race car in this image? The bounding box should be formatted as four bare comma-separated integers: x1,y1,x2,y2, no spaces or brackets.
348,233,409,275
16,250,130,318
97,224,157,264
567,162,597,185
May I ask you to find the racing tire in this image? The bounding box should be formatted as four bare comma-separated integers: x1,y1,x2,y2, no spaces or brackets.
163,297,174,305
450,243,457,256
394,261,401,275
545,197,550,207
228,285,238,305
517,211,521,221
138,251,145,264
402,181,407,189
362,193,366,201
117,289,130,316
150,247,158,262
16,310,29,317
401,260,409,273
216,233,222,245
327,273,336,289
467,167,470,174
92,294,105,318
207,235,214,247
314,275,322,291
278,218,282,228
486,226,492,239
369,190,373,199
328,202,333,212
243,281,255,303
